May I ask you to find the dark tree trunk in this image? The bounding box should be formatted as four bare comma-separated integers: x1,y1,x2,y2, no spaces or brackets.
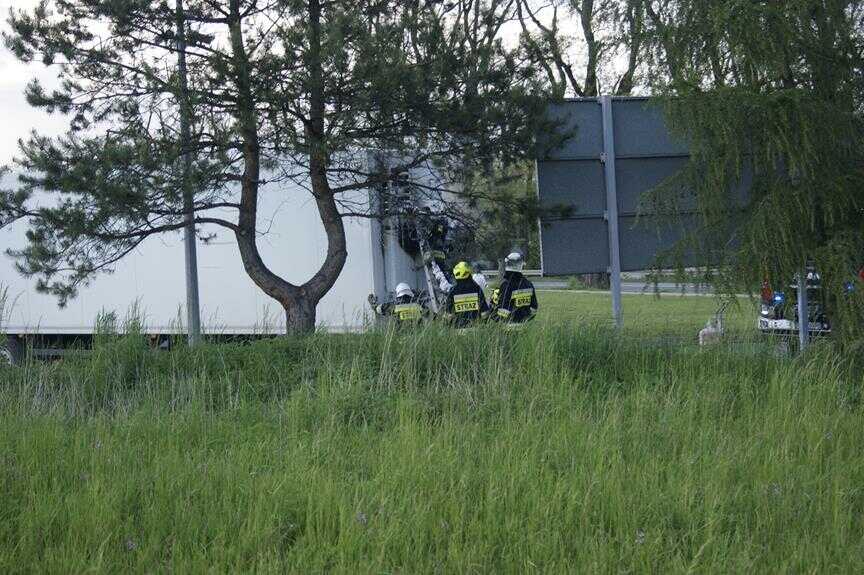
285,296,317,333
581,0,599,96
226,0,347,335
295,0,348,328
616,0,644,96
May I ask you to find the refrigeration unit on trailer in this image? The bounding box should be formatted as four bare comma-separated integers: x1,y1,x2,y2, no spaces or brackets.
0,162,441,364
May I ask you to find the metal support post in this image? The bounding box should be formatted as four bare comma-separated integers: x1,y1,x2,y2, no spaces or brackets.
797,269,809,351
176,0,201,345
417,237,442,315
600,96,623,329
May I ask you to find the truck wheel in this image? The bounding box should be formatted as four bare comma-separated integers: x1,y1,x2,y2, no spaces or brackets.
0,336,24,367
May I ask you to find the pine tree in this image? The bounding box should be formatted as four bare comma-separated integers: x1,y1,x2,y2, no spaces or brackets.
0,0,555,333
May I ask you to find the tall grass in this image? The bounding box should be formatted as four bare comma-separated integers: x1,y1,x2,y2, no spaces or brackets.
0,284,17,337
0,323,862,573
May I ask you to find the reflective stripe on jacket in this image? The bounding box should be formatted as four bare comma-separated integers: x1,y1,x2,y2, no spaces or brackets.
393,302,423,322
445,278,489,327
495,272,538,323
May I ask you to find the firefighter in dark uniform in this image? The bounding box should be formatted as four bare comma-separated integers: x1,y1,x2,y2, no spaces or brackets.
369,282,424,325
445,261,489,328
493,252,538,325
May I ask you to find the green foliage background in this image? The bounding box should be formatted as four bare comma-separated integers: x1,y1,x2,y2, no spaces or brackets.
460,162,542,269
643,0,864,344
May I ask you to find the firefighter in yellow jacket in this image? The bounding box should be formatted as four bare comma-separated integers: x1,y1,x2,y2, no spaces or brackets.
444,261,489,328
493,252,538,324
368,282,425,325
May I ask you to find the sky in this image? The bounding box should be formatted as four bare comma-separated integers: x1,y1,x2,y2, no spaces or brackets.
0,0,568,166
0,0,65,165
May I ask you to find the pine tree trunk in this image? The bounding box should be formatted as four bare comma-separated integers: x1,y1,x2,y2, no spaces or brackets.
285,296,317,334
226,0,345,337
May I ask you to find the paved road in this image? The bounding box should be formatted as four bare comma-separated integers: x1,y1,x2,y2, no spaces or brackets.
534,280,714,295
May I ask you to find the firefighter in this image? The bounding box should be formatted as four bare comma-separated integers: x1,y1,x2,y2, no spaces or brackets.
368,282,424,325
428,255,488,296
429,257,455,294
444,261,489,327
493,252,538,325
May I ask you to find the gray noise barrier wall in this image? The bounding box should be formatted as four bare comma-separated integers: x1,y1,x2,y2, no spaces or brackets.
537,97,745,276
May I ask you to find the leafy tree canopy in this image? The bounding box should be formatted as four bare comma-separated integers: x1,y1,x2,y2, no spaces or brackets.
643,0,864,342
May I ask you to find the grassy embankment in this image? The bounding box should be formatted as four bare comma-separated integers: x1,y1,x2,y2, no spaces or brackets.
1,292,862,573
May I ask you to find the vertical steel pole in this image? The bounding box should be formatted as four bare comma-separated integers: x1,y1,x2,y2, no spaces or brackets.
386,216,399,295
797,269,809,351
600,96,623,329
176,0,201,345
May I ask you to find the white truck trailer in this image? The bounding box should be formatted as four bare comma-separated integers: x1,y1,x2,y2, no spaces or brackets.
0,172,429,364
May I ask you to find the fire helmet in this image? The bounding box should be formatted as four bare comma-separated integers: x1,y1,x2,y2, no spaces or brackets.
395,282,414,299
504,252,525,272
453,261,472,280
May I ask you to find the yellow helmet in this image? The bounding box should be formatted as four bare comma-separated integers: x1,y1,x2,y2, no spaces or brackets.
453,261,472,280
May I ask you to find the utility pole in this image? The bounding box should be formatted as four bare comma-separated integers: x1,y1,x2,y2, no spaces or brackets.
600,95,623,329
797,269,809,352
175,0,202,345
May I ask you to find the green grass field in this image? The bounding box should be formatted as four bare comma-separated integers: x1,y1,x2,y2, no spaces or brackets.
1,292,862,573
536,290,754,335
